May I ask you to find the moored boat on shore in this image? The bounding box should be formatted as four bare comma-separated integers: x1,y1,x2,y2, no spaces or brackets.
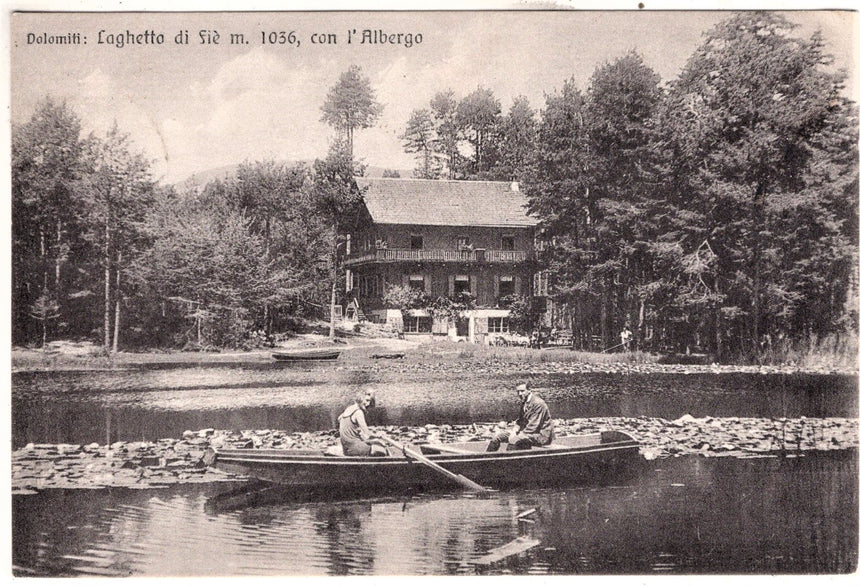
271,348,341,361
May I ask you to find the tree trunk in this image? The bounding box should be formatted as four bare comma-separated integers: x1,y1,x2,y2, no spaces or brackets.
751,183,765,360
600,279,608,350
55,219,63,299
329,227,339,340
40,229,48,349
112,251,122,354
104,221,111,353
715,280,723,361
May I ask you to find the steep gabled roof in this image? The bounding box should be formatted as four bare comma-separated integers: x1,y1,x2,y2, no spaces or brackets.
355,177,538,228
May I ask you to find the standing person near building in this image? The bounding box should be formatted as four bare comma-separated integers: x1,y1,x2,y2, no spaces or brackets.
621,325,633,352
338,388,388,456
486,382,554,451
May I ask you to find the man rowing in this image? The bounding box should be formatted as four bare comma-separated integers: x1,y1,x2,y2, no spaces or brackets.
486,382,554,451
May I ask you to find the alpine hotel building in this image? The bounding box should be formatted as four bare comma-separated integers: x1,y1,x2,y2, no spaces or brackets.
344,177,546,343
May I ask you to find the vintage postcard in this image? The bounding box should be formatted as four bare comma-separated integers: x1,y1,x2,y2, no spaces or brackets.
8,5,858,578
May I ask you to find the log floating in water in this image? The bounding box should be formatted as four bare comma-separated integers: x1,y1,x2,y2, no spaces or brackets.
474,507,541,566
473,536,542,566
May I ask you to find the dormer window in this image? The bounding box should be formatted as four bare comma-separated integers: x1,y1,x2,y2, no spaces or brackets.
456,236,471,250
411,234,424,250
501,235,515,251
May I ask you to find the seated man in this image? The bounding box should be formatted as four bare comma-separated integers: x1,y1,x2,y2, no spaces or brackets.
487,382,554,451
338,388,389,457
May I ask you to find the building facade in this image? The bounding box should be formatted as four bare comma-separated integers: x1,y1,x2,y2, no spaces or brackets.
344,177,541,344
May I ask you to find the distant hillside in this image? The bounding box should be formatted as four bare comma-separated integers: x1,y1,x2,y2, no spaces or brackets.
175,163,246,189
175,162,411,189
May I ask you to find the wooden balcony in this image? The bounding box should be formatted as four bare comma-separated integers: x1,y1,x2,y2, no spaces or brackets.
344,248,532,266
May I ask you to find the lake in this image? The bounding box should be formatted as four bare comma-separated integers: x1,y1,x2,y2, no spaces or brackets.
11,364,857,448
10,364,859,575
12,450,857,575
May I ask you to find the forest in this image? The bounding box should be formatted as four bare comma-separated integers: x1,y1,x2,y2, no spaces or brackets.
11,13,858,362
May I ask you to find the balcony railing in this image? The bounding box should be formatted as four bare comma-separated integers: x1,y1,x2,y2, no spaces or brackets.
344,248,532,266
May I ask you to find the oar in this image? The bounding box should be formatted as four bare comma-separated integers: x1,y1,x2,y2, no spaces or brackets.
602,342,625,353
378,436,487,492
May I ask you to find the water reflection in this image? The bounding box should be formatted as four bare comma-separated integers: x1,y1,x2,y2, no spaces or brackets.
12,368,857,447
12,450,857,576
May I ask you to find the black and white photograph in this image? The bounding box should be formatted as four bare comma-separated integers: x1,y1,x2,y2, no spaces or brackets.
8,3,859,577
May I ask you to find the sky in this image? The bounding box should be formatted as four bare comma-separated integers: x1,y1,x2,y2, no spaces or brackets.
9,9,856,184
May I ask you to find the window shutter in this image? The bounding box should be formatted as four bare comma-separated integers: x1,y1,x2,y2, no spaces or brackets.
448,274,455,296
469,275,477,296
424,272,432,295
514,276,521,296
494,275,500,299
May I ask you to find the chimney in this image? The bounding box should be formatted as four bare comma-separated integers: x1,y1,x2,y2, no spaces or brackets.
511,182,519,192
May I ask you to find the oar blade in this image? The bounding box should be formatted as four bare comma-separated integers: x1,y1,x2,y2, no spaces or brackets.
456,474,487,492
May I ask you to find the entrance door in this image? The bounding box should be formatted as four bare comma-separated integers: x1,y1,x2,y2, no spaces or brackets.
456,318,469,337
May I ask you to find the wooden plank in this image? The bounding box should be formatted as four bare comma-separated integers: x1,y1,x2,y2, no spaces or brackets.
473,536,541,566
421,444,480,455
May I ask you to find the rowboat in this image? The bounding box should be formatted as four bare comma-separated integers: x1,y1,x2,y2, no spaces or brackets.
204,431,641,491
370,352,405,359
271,348,341,361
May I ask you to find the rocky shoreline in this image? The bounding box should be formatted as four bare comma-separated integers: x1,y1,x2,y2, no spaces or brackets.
345,361,857,377
11,342,857,377
12,416,858,493
11,358,857,377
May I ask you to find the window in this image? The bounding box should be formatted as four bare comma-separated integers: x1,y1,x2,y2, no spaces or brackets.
499,275,515,298
408,274,425,292
411,234,424,250
454,274,470,295
501,235,515,251
488,317,509,333
456,236,471,249
403,315,433,333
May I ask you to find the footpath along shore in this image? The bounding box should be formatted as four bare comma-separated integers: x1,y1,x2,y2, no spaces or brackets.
12,416,858,493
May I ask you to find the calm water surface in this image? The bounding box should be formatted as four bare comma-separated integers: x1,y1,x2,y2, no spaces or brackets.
11,364,857,447
12,450,857,575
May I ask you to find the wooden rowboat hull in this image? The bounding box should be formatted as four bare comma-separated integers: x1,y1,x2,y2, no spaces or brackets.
271,349,341,361
206,431,641,490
